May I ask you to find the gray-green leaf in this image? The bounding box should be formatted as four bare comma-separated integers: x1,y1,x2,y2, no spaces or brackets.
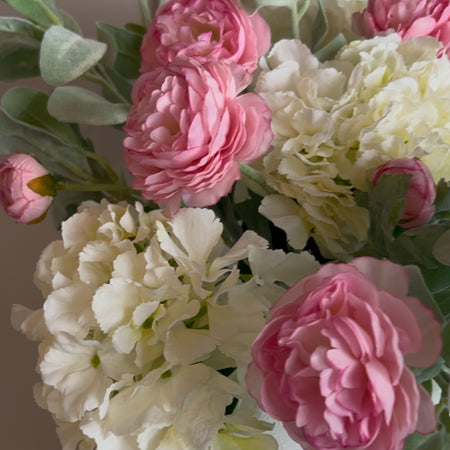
1,87,81,145
40,26,107,85
47,86,130,126
4,0,61,28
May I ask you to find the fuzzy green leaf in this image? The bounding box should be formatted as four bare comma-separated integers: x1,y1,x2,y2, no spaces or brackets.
47,86,130,126
40,26,106,85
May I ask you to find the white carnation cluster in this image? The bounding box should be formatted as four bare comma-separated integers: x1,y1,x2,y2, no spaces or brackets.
12,200,318,449
256,33,450,257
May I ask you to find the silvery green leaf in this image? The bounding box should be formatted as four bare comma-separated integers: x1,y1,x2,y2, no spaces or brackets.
1,87,82,146
0,108,89,181
4,0,61,27
47,86,130,126
40,26,107,85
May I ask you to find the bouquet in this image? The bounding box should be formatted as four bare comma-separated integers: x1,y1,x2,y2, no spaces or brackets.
1,0,450,448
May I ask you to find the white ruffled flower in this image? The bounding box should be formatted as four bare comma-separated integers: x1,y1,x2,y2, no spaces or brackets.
12,200,317,449
257,34,450,256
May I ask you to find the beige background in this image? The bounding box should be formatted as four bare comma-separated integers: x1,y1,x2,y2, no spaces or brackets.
0,1,141,448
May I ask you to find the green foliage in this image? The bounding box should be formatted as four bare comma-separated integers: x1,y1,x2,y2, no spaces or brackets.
310,0,327,52
39,25,106,85
1,87,82,144
4,0,61,27
47,86,130,126
0,17,43,81
96,22,143,79
0,107,90,181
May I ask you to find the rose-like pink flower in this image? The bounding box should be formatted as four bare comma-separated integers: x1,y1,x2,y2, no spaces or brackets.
0,153,54,223
140,0,271,81
353,0,450,57
247,257,441,450
123,57,273,216
372,157,436,228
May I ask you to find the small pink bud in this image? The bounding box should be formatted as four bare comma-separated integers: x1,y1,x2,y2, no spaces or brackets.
372,157,436,228
0,153,54,224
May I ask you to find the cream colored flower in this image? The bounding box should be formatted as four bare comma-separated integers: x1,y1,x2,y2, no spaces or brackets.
13,201,318,449
257,34,450,257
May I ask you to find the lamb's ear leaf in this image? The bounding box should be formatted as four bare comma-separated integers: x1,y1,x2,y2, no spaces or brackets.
40,26,106,85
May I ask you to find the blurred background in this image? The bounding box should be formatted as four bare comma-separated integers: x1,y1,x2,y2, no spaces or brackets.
0,1,141,448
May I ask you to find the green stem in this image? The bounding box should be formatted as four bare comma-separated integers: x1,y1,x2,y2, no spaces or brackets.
84,66,130,105
295,0,311,39
37,0,61,26
239,163,276,196
56,181,135,194
138,0,152,27
84,151,119,183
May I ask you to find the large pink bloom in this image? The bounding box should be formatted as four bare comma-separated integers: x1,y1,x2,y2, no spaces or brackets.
247,257,441,450
0,153,53,223
124,57,273,216
140,0,271,80
372,157,436,228
353,0,450,57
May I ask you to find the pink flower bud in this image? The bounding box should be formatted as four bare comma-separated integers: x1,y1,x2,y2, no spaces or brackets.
372,157,436,228
0,153,54,224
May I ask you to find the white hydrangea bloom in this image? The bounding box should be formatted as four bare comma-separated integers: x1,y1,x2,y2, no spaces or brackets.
257,34,450,256
12,200,317,449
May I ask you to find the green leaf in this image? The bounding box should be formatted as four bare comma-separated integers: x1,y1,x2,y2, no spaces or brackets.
47,86,130,126
96,22,142,79
0,107,89,181
434,229,450,266
40,26,107,85
406,264,444,322
0,17,43,81
4,0,61,27
310,0,328,52
1,87,81,145
102,66,133,103
314,33,346,62
57,9,82,35
411,358,445,383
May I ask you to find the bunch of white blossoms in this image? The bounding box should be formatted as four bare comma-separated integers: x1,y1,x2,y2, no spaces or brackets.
257,33,450,257
12,200,318,450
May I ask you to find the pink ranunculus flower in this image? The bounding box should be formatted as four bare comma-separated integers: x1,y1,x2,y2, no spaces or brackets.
353,0,450,57
123,57,273,217
140,0,271,81
372,157,436,228
247,257,441,450
0,153,54,224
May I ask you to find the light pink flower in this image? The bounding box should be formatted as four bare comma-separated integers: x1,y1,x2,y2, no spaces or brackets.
123,57,273,216
353,0,450,57
140,0,271,81
0,153,54,223
247,257,441,450
372,157,436,228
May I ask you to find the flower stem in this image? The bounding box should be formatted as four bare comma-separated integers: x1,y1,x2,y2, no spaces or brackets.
138,0,152,27
56,181,136,194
